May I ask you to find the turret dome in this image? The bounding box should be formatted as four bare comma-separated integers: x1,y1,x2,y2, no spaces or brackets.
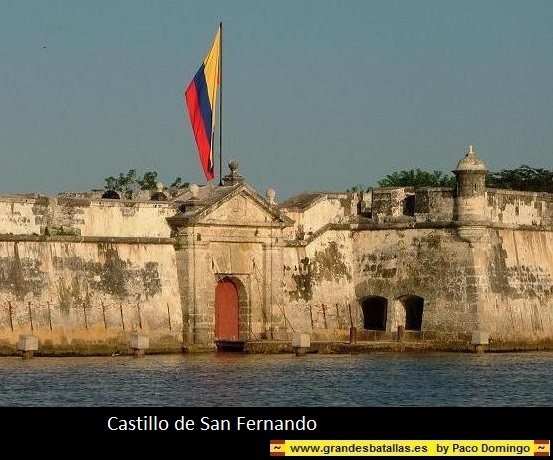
453,145,487,172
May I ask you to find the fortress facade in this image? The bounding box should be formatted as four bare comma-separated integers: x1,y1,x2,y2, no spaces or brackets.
0,147,551,355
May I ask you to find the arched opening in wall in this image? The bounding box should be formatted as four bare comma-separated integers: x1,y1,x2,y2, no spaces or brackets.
400,295,424,331
215,277,239,340
361,296,387,331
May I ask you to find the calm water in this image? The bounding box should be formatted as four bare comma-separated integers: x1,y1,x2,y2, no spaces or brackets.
0,351,551,407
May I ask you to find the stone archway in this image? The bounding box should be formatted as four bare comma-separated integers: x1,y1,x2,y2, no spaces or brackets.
215,277,239,340
361,296,388,331
399,295,424,331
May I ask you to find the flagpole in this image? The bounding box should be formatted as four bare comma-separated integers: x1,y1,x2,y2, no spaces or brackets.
218,21,223,186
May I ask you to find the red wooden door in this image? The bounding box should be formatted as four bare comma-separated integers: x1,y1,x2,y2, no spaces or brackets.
215,278,239,339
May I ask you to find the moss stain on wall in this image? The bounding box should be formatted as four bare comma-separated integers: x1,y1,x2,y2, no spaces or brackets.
98,245,128,298
141,262,162,299
289,257,313,302
312,241,351,282
0,243,47,300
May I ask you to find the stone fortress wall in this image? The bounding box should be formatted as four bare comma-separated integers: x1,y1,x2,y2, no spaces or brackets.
0,147,551,354
0,195,183,354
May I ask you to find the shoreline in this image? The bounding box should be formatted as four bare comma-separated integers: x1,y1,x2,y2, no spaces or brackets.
1,339,552,358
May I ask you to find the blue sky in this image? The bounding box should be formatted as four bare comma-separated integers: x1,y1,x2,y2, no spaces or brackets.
1,0,551,200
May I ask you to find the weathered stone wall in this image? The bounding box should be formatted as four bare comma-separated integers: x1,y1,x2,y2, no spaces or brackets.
0,239,183,355
281,193,360,239
477,228,553,343
0,177,551,354
486,189,553,226
371,187,416,221
0,196,49,235
414,188,455,223
279,229,355,341
367,186,553,227
276,185,553,348
53,198,175,238
352,227,478,341
0,195,176,238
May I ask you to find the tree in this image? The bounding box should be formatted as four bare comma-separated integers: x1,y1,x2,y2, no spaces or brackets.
104,169,138,199
377,169,456,188
136,171,158,190
170,177,190,189
372,165,553,193
486,165,553,193
104,170,189,198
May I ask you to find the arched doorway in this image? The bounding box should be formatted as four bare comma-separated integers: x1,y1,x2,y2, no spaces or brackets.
401,295,424,331
361,296,388,331
215,277,239,340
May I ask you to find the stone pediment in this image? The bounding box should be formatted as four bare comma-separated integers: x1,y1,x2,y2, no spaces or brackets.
167,182,293,229
204,193,276,225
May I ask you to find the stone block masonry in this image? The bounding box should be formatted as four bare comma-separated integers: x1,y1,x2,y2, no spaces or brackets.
0,150,551,354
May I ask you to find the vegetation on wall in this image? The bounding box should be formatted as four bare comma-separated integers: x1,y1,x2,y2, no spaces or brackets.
103,169,188,199
485,165,553,193
104,164,552,198
365,165,552,192
377,169,456,188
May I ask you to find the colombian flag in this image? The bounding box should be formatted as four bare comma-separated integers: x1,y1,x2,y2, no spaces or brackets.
184,24,221,181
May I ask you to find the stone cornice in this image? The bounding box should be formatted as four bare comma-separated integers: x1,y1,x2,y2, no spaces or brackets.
0,234,175,244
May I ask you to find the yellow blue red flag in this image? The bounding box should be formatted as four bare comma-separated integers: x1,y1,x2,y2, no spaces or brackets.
184,24,221,181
